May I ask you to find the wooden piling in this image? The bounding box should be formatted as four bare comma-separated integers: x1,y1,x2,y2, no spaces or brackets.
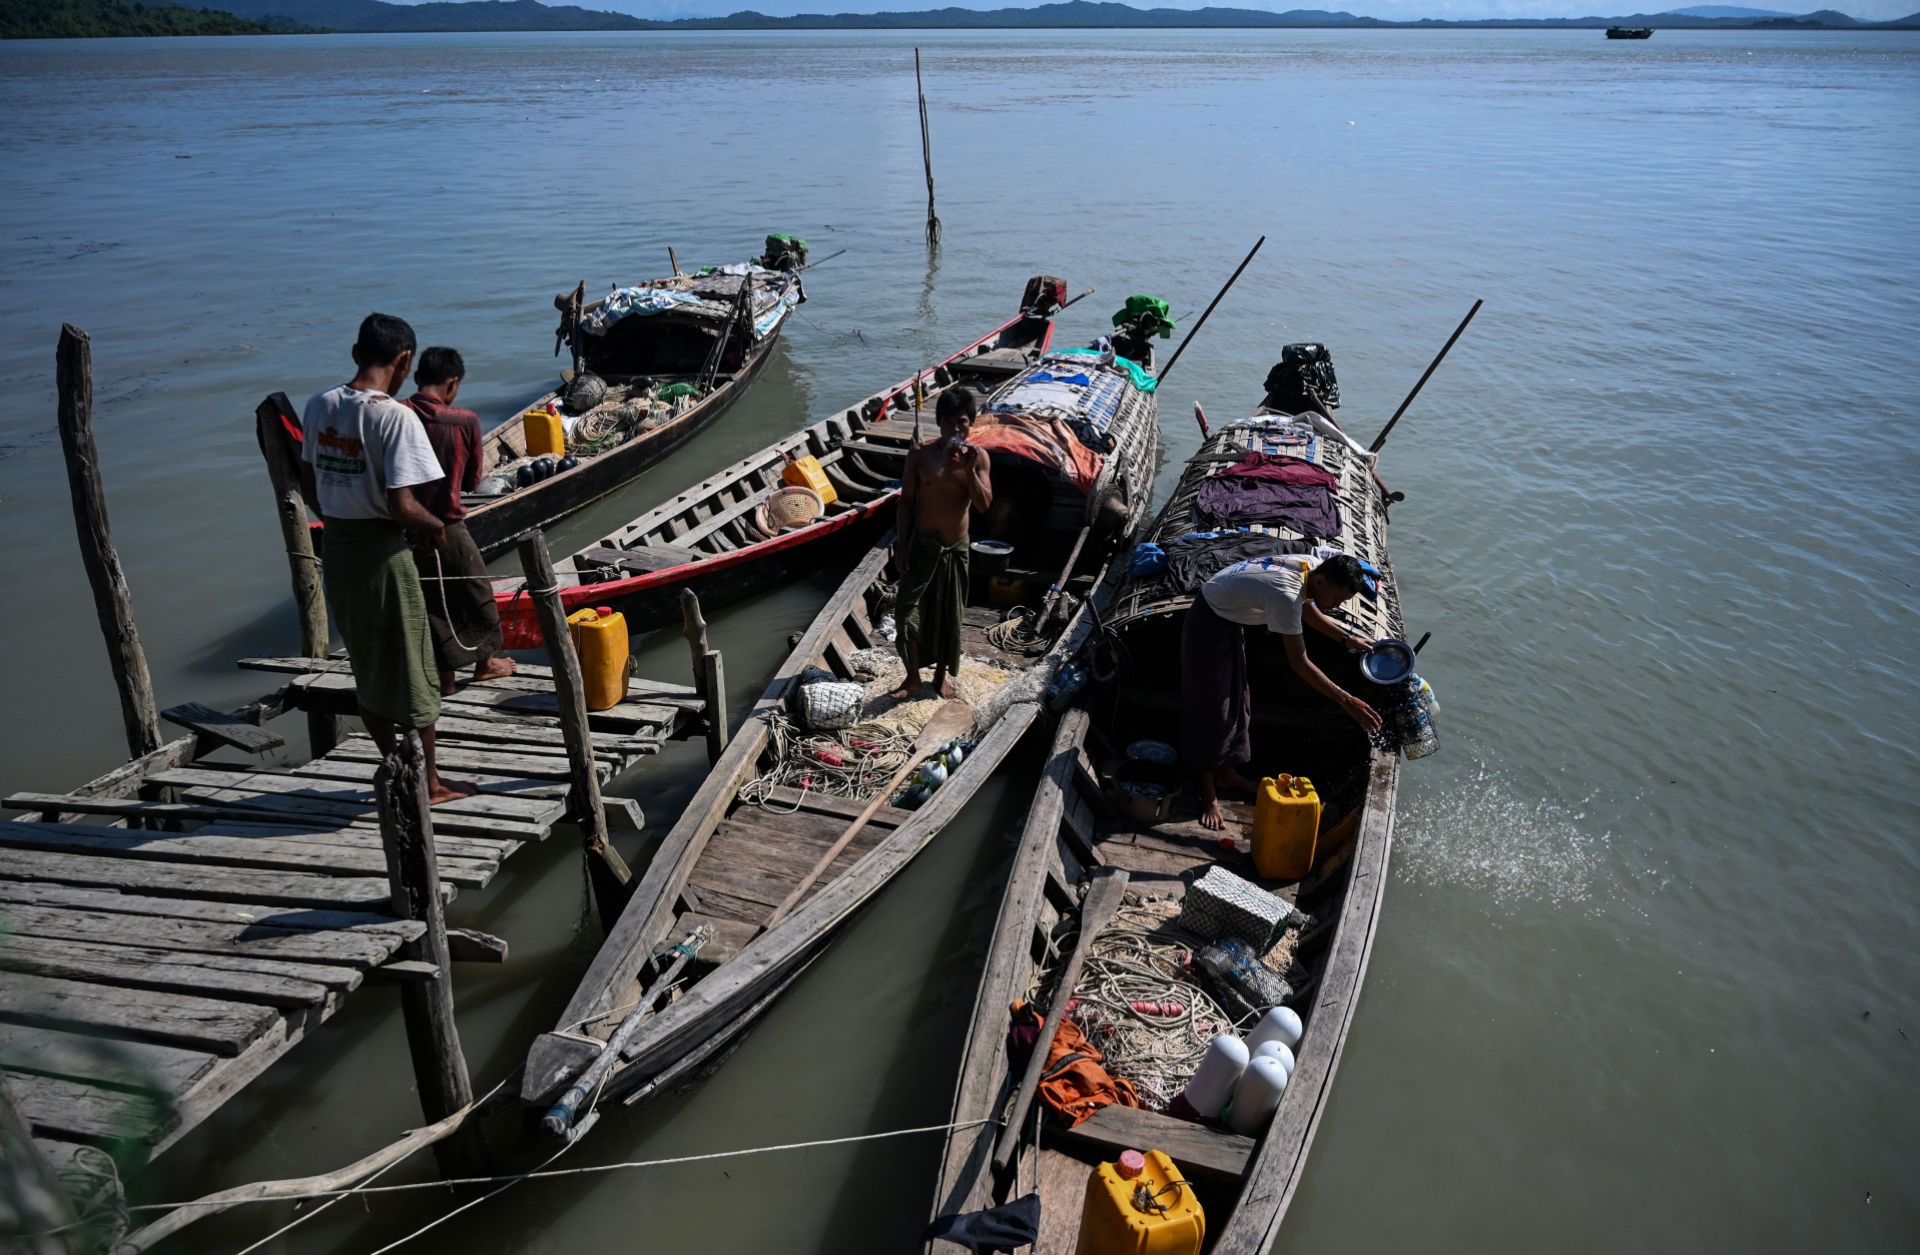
374,733,487,1178
253,395,342,756
679,588,728,763
915,48,941,245
56,325,161,760
516,530,633,923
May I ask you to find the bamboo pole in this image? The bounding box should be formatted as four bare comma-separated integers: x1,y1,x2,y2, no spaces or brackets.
374,733,487,1178
517,531,632,922
253,394,342,756
1368,298,1484,454
916,48,941,244
56,324,161,760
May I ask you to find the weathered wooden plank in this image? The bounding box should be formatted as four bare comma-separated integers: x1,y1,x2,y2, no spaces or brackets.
755,785,910,829
0,1022,216,1096
0,899,400,967
152,767,562,825
6,1069,171,1146
0,934,348,1006
1052,1103,1255,1180
240,654,702,702
290,757,571,801
284,669,676,735
170,782,545,841
0,880,420,941
190,819,516,863
0,822,498,889
159,702,286,755
0,848,413,912
0,973,277,1056
327,739,577,781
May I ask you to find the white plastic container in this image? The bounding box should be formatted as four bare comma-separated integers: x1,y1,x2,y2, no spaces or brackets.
1248,1005,1304,1052
1226,1055,1290,1135
1176,1034,1249,1120
1252,1038,1296,1078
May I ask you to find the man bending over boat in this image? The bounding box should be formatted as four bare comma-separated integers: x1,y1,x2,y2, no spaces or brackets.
300,314,474,805
1182,553,1384,831
404,346,517,697
892,389,992,700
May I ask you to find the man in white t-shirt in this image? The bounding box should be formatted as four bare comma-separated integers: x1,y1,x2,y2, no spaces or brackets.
1181,552,1384,831
300,313,473,805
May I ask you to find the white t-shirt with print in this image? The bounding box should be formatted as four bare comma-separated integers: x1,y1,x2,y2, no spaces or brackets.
302,385,444,521
1201,554,1322,635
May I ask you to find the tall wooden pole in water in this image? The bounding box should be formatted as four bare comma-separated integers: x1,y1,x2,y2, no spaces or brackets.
375,733,488,1178
254,394,342,756
55,324,161,760
517,530,632,925
916,48,941,244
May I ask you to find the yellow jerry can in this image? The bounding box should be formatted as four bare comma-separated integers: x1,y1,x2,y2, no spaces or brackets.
566,607,630,712
1075,1149,1205,1255
781,453,837,506
1252,774,1321,880
523,406,566,458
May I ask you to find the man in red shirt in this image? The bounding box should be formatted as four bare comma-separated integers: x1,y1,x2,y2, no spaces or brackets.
405,347,516,695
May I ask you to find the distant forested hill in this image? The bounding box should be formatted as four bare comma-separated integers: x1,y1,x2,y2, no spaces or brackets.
212,0,645,29
0,0,303,36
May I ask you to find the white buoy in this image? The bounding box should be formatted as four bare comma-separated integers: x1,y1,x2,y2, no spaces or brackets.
1176,1034,1248,1121
1227,1056,1290,1135
1252,1038,1296,1078
1248,1005,1304,1052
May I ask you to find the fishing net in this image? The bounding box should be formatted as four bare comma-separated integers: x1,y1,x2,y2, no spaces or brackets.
1031,895,1301,1112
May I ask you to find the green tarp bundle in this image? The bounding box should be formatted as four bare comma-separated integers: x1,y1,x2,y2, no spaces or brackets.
1114,294,1176,340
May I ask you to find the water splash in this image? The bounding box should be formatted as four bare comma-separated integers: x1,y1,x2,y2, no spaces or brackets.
1394,764,1613,912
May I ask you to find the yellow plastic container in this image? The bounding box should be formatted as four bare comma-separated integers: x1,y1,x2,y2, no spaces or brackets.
781,454,837,507
566,607,630,711
1075,1149,1205,1255
1252,774,1321,881
523,406,566,458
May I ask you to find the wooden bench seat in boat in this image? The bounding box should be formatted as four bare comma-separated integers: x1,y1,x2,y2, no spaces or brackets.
1050,1103,1256,1180
576,543,710,575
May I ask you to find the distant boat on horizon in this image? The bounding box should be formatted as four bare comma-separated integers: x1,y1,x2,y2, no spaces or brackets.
1607,26,1657,38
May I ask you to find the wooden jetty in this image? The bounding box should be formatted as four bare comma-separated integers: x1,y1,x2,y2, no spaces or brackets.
0,325,727,1249
0,654,705,1181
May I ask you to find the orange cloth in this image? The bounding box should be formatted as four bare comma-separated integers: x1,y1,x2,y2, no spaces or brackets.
1010,1000,1142,1127
972,413,1104,493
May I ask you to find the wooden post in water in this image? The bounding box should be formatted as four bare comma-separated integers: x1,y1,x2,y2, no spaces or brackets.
253,394,342,756
516,530,632,924
373,733,487,1178
56,324,161,760
915,48,941,245
679,588,728,763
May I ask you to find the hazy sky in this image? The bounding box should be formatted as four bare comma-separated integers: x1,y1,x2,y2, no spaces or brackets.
381,2,1916,24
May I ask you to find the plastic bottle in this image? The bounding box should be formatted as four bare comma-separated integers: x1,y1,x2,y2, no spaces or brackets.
1396,685,1439,760
1175,1034,1248,1121
1225,1056,1289,1135
1248,1005,1304,1052
1252,1039,1296,1078
1195,939,1294,1010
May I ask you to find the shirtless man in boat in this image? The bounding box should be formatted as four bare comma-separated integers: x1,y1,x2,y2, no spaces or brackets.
892,389,993,700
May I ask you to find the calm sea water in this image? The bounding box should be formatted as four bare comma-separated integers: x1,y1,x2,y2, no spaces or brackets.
2,27,1918,1254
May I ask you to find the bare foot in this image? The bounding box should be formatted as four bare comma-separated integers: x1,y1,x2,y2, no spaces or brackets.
934,677,958,699
427,778,478,805
1200,798,1228,831
473,657,517,683
1217,768,1257,795
889,675,925,700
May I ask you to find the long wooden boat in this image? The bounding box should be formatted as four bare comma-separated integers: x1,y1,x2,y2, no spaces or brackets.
927,354,1414,1253
521,309,1167,1118
457,253,807,555
493,277,1068,641
1606,25,1653,38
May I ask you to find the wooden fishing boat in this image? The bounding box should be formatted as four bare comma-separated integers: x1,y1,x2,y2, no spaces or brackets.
493,276,1071,641
1606,25,1654,38
927,353,1416,1253
520,303,1168,1122
457,249,808,555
